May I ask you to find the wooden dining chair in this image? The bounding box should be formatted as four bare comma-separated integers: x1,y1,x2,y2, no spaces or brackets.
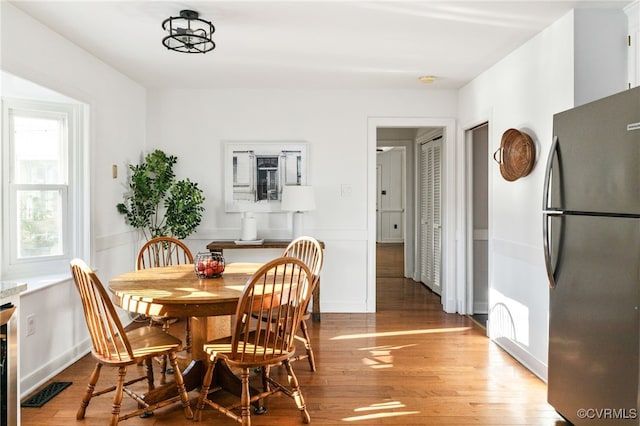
70,258,193,426
194,257,313,425
136,236,194,374
136,236,194,271
282,236,324,371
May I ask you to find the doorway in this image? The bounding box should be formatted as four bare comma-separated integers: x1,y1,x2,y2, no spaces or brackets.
374,129,445,297
375,129,414,279
368,118,456,314
466,123,489,321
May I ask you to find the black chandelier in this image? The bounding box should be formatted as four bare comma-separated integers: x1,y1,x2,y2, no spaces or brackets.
162,10,215,54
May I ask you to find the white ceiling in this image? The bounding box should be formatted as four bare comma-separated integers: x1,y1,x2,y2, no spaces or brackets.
9,0,632,90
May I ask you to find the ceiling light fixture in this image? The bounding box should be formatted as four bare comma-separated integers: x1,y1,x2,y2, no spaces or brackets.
418,75,436,84
162,10,215,54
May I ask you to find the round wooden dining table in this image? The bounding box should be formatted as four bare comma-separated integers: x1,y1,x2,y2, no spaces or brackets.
108,262,263,404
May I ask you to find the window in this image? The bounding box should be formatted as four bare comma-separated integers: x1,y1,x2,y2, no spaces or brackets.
2,98,87,279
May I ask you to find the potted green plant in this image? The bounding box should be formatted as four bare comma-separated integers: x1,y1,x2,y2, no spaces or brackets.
116,149,205,240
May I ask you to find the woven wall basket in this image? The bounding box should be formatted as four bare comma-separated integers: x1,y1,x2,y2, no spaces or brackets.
493,128,535,182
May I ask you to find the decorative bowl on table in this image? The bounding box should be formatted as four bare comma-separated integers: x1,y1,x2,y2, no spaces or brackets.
194,252,225,278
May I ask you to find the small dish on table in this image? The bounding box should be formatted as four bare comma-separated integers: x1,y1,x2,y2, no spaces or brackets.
233,239,265,246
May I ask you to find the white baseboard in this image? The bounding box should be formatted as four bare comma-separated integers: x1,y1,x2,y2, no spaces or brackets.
491,336,548,382
321,301,369,313
21,338,92,398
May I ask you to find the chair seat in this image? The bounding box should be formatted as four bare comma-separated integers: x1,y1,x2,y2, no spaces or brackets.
204,332,294,367
99,326,183,365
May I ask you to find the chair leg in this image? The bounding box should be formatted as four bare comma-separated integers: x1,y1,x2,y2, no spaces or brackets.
240,368,251,426
299,320,316,372
77,362,102,420
283,360,310,424
110,366,127,426
144,357,155,391
252,366,267,415
261,365,271,392
160,355,168,385
168,351,193,419
194,357,216,422
185,317,191,352
158,319,173,382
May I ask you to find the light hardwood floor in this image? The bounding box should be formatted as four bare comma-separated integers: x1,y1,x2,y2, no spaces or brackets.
21,244,567,425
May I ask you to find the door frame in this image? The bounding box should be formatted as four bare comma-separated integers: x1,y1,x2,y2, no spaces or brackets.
367,117,457,313
458,116,493,316
464,122,490,315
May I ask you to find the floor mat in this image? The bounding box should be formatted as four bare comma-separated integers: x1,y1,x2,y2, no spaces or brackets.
21,381,72,408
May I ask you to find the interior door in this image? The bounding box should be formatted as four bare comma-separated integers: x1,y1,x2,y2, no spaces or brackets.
420,138,442,294
471,124,489,314
376,164,382,241
377,148,404,243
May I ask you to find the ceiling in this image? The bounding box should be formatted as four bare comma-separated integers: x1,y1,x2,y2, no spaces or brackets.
9,1,632,91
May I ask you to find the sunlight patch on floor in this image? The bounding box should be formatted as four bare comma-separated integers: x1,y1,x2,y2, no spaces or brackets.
343,411,420,422
343,400,419,422
331,326,472,340
359,344,417,369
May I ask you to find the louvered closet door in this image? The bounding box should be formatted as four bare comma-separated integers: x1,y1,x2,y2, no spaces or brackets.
420,139,442,294
420,144,432,284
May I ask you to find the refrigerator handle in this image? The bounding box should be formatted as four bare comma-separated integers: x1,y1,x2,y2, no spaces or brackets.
542,212,557,289
542,136,558,212
542,136,559,288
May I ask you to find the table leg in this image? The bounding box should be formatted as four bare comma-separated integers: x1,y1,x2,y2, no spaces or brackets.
142,315,240,405
143,359,205,404
142,357,247,404
190,315,232,360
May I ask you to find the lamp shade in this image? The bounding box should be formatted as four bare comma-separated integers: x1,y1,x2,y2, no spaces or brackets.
281,185,315,212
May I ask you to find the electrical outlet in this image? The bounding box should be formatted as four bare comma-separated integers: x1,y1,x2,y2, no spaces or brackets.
26,314,36,336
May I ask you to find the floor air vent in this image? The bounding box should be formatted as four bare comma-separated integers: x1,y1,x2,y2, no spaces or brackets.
21,381,72,408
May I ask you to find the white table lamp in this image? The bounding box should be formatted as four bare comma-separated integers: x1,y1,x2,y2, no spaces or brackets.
281,185,315,239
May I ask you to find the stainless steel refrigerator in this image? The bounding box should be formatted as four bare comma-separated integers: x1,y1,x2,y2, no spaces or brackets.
543,86,640,425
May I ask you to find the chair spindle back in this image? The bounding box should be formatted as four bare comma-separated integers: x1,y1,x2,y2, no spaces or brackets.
71,259,133,362
283,236,324,279
136,236,193,270
231,257,312,362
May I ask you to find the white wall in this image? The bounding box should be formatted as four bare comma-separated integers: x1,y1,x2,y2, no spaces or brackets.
574,9,628,106
627,1,640,88
146,88,458,313
457,9,628,380
1,2,146,396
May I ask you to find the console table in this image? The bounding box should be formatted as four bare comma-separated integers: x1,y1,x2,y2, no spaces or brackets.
206,239,324,321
